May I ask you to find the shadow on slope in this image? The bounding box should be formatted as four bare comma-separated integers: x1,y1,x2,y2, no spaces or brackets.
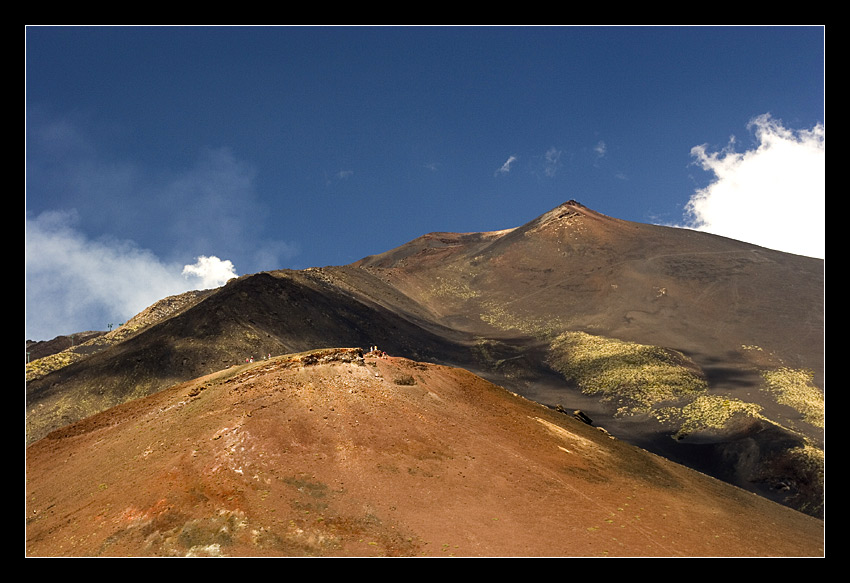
25,270,478,445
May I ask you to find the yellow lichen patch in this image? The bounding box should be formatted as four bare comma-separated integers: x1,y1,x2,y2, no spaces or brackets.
760,367,824,429
548,332,708,417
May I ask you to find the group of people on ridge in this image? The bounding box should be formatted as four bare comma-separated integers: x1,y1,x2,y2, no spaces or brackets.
367,345,389,359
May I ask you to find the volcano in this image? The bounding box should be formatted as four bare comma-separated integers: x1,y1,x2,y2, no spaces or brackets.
26,201,824,555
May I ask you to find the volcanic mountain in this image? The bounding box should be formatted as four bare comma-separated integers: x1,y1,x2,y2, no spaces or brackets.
26,201,825,553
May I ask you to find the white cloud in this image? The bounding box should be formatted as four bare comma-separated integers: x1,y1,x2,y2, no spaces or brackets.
495,155,518,176
682,114,824,259
25,210,238,341
182,255,237,289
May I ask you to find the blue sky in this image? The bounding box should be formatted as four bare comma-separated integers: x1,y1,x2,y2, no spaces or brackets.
25,26,825,341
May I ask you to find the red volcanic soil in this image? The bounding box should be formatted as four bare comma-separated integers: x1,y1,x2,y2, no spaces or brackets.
25,349,823,557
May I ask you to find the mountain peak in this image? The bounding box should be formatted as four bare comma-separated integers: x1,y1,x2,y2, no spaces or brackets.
538,199,610,223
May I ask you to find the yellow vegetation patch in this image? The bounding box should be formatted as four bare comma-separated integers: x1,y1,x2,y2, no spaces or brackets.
655,394,764,440
26,352,84,382
431,276,480,300
761,367,824,429
547,331,708,417
480,301,565,338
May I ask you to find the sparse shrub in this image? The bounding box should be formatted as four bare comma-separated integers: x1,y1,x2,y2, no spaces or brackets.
393,375,416,386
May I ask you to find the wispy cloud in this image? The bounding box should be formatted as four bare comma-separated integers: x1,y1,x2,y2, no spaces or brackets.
25,210,237,340
494,148,572,179
28,116,297,270
495,155,518,176
25,115,297,340
544,147,562,177
324,168,355,186
594,140,607,158
679,114,824,259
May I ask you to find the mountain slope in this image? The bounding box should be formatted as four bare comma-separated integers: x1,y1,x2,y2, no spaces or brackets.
25,349,824,557
354,200,823,378
351,200,825,516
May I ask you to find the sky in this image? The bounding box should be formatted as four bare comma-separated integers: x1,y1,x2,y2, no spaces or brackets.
25,25,825,341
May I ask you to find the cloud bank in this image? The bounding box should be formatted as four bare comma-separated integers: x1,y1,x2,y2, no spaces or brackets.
25,210,237,341
26,116,299,341
681,114,825,259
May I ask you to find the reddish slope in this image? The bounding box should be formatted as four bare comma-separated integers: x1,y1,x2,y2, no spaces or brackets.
26,349,823,557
